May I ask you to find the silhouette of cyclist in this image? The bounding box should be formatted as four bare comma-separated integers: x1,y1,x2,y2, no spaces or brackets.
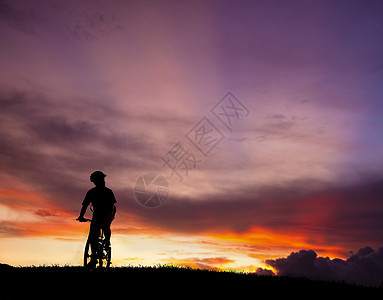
77,171,116,266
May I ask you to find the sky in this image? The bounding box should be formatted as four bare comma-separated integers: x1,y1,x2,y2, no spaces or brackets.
0,0,383,285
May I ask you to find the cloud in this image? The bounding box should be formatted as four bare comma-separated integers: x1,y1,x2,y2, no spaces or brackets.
1,85,382,257
121,178,383,254
254,268,275,276
34,209,58,217
3,96,381,253
0,221,26,237
266,247,383,286
0,87,171,211
0,0,123,40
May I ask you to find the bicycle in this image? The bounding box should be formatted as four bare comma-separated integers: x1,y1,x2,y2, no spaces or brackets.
80,218,112,269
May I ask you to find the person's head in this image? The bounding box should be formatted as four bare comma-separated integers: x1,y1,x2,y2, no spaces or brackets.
90,171,106,187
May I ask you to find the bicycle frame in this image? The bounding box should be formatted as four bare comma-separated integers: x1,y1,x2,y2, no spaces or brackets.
83,221,111,269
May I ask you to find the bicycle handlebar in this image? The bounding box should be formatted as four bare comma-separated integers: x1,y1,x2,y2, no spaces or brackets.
76,217,92,222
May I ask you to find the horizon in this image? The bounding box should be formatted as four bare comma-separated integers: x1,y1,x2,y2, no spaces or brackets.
0,0,383,285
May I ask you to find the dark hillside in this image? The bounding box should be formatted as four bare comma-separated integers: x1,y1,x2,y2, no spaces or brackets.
1,265,380,299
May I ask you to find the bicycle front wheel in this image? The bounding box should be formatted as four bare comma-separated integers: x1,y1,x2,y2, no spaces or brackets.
84,239,92,267
105,244,111,268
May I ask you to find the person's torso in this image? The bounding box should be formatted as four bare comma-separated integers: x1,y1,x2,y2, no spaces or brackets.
87,187,115,222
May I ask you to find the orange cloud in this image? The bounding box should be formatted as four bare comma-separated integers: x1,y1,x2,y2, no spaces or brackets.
207,226,349,260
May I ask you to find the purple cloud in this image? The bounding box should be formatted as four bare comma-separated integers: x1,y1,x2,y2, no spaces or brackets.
266,247,383,286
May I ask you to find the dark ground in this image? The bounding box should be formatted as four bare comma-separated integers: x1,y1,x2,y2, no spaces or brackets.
0,264,381,299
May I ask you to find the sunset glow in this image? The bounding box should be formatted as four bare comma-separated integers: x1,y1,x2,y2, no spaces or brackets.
1,0,383,279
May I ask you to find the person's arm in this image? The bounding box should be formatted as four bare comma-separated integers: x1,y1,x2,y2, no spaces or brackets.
77,204,88,220
77,192,90,222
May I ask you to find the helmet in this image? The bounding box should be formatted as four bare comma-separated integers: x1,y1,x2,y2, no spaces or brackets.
90,171,106,182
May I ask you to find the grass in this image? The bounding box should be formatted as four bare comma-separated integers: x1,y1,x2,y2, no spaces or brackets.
1,264,380,298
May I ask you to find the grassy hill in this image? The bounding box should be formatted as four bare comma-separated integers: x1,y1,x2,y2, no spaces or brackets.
1,264,380,298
